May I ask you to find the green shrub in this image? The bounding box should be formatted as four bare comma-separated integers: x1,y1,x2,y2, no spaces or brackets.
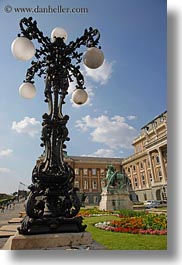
119,209,146,217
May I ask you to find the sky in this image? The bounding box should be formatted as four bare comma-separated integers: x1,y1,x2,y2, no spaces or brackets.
0,0,167,194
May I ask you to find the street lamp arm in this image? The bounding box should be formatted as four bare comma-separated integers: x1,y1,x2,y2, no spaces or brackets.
67,64,85,89
25,60,46,82
67,27,101,51
19,17,51,47
19,17,101,49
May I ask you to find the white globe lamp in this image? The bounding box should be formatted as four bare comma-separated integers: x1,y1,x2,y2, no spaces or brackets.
19,82,36,99
83,47,104,69
51,27,68,42
11,37,35,61
72,89,88,105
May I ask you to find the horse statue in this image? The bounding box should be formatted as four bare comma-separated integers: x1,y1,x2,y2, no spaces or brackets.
102,165,129,191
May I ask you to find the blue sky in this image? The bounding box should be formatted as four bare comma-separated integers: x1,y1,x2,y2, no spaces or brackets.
0,0,166,194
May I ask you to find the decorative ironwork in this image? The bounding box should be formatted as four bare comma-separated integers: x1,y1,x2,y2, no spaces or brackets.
14,17,102,234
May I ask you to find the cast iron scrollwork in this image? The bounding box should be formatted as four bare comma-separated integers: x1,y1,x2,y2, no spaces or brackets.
15,17,102,234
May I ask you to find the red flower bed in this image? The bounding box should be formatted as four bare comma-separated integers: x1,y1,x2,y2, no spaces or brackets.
95,223,167,235
95,214,167,235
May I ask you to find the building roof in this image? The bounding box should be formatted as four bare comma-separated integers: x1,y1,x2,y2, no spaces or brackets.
141,110,167,130
67,155,123,163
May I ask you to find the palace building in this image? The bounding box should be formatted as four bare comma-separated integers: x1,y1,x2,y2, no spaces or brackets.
121,110,167,202
66,110,167,205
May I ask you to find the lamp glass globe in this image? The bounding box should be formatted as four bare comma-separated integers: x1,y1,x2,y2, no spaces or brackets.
83,47,104,69
51,27,68,42
19,82,36,99
72,89,88,105
11,37,35,61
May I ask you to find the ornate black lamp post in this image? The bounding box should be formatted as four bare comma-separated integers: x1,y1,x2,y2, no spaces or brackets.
11,17,104,235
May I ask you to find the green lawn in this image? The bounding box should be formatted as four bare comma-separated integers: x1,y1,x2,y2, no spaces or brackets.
83,215,167,250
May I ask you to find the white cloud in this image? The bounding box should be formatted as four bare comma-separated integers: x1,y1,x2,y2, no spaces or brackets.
87,148,117,158
0,149,13,158
75,114,138,150
12,116,41,137
127,115,137,120
83,59,115,85
0,167,11,174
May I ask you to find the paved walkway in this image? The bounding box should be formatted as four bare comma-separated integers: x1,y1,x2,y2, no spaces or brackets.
0,200,25,249
0,201,25,227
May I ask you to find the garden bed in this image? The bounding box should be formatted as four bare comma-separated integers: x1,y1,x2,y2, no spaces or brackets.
78,208,167,236
95,211,167,235
83,215,167,250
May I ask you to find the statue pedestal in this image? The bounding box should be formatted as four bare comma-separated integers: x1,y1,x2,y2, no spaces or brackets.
3,231,92,250
99,189,133,211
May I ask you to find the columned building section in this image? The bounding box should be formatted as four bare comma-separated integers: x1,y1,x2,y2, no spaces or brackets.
121,111,167,202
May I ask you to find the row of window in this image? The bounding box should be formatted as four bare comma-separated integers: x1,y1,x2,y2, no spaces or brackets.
75,169,164,191
75,179,100,190
74,170,163,191
126,155,160,173
74,168,105,176
133,169,163,188
133,174,147,187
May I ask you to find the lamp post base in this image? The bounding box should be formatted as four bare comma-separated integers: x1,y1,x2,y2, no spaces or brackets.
18,215,86,235
3,231,92,250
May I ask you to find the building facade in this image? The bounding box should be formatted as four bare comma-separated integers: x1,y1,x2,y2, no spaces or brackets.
121,111,167,202
66,111,167,205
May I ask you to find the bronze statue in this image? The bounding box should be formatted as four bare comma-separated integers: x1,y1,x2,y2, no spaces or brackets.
102,165,129,191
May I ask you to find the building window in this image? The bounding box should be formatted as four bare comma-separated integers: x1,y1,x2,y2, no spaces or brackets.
92,168,97,175
141,174,145,186
149,172,153,182
156,155,160,163
140,162,143,169
83,180,88,189
74,181,79,188
83,169,88,176
92,180,97,190
134,177,138,187
143,193,147,201
128,179,132,188
128,167,130,173
158,169,162,181
93,196,98,204
133,165,136,171
75,168,79,175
